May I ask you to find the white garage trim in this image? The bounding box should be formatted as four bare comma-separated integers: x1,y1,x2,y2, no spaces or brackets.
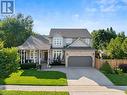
65,50,95,67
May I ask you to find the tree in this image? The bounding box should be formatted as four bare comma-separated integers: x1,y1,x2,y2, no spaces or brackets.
122,38,127,56
117,32,126,41
0,13,34,47
91,27,117,50
106,37,124,59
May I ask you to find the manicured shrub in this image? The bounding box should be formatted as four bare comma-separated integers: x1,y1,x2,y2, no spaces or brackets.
20,63,36,69
119,64,127,73
0,48,20,78
50,56,62,65
100,61,114,74
114,67,123,75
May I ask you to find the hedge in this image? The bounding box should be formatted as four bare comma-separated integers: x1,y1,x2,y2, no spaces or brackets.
20,63,36,69
0,48,20,78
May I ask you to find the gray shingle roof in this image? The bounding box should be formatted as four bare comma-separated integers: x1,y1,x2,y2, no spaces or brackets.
50,28,91,38
18,34,50,50
65,47,96,50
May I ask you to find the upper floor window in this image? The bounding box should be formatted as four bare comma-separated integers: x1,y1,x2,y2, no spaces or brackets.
53,37,63,46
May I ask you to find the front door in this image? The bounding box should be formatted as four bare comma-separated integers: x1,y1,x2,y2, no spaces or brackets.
44,51,48,62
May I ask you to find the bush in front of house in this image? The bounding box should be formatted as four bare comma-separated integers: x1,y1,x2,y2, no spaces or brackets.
100,61,114,74
20,63,36,69
114,67,123,75
50,56,63,66
0,48,20,78
119,64,127,73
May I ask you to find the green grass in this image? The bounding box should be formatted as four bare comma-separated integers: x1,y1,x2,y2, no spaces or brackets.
0,90,69,95
0,70,67,86
105,73,127,86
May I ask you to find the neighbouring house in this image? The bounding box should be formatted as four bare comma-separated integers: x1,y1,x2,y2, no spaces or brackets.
18,28,95,67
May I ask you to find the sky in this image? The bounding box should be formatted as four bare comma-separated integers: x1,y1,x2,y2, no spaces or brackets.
2,0,127,35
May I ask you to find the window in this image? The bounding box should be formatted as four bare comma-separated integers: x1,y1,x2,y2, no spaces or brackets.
30,51,37,59
53,50,63,59
53,37,63,46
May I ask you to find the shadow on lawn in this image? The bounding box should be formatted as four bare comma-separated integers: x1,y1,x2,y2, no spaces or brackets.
20,70,66,79
0,78,6,90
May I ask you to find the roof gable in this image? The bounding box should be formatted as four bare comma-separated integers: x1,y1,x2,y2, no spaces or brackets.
67,38,89,47
18,35,50,50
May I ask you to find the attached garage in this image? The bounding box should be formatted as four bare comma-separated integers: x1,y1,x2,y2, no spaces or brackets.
68,56,92,67
65,49,95,67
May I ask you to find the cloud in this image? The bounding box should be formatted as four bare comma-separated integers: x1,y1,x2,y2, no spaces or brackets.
100,4,116,12
73,14,79,18
96,0,118,12
85,7,97,12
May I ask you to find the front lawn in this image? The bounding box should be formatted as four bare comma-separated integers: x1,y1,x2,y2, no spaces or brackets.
0,70,67,86
105,73,127,86
0,90,69,95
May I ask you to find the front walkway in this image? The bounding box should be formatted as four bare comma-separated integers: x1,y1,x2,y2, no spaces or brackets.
0,85,127,95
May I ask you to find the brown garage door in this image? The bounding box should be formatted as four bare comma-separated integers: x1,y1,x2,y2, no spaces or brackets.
68,56,92,67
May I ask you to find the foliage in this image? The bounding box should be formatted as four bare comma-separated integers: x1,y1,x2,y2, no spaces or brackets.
51,56,63,65
122,38,127,56
0,40,4,49
0,48,20,78
105,73,127,86
114,67,123,75
100,61,114,74
119,64,127,73
0,90,69,95
20,63,36,69
0,70,67,86
91,27,116,49
106,37,124,59
117,32,126,41
0,13,34,47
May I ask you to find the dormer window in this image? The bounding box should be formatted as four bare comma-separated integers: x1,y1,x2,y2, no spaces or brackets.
53,37,63,47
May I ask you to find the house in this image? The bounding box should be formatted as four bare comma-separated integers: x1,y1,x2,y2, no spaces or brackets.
18,28,95,67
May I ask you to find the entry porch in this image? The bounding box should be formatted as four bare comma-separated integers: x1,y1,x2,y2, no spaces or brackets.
19,49,50,65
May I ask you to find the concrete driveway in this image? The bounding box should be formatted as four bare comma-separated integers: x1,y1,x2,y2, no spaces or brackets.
45,67,113,86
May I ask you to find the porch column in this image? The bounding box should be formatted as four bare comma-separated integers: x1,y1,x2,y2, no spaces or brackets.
23,50,25,63
21,50,22,64
39,50,40,64
30,50,31,59
47,50,50,66
33,50,35,63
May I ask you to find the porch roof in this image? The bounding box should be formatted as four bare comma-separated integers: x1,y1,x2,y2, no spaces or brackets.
18,35,50,50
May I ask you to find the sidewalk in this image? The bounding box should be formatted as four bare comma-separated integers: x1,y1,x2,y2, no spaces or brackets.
0,85,127,95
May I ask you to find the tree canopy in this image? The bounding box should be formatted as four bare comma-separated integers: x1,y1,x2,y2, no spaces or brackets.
91,27,117,50
0,13,34,47
106,37,124,59
92,27,127,59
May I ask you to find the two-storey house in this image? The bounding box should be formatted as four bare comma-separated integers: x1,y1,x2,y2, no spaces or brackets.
18,28,95,67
